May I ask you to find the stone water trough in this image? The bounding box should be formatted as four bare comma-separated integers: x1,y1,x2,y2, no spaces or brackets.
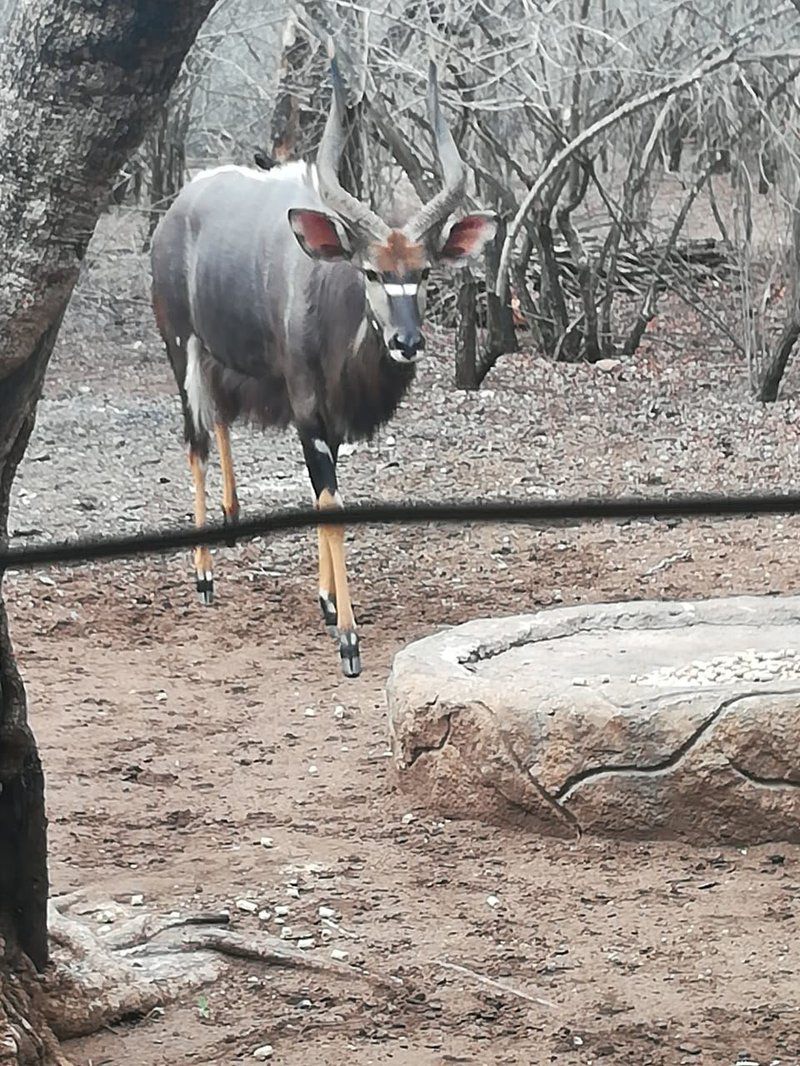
386,596,800,844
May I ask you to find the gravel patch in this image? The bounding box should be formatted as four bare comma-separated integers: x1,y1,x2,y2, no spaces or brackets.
636,647,800,687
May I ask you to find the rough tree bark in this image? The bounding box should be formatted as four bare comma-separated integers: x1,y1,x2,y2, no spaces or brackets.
0,1,216,1061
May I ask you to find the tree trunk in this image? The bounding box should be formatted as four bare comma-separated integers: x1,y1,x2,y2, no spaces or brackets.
269,7,363,197
482,218,517,370
755,317,800,402
0,323,59,976
269,8,329,166
455,271,479,389
144,94,191,249
754,191,800,402
0,0,216,1059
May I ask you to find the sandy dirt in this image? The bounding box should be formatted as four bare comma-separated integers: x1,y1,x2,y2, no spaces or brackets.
5,210,800,1065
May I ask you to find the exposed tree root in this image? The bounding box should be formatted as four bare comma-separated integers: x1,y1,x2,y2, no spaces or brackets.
42,902,228,1040
34,895,402,1046
0,955,72,1066
177,928,402,990
0,893,403,1061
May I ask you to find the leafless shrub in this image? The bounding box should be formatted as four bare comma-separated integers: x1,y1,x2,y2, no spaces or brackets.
100,0,800,395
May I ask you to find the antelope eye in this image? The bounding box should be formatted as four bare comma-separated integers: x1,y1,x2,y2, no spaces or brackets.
364,269,380,282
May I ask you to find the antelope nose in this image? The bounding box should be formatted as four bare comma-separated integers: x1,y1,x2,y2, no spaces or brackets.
391,331,425,359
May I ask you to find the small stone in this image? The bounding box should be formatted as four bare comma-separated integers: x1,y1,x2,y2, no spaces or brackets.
286,886,300,899
274,905,290,917
308,764,318,776
330,948,349,961
297,937,316,949
259,837,275,849
571,677,588,687
401,813,415,825
486,894,499,908
304,707,317,717
280,926,294,939
236,899,258,913
130,894,144,907
252,1045,273,1060
333,704,346,719
258,909,271,922
318,906,336,919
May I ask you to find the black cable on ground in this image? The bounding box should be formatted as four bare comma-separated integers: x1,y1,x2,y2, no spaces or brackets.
1,492,798,573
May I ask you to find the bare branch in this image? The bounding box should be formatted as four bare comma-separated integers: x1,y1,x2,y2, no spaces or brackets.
496,40,745,299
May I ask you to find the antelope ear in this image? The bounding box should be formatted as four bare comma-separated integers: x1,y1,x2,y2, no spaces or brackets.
288,208,354,261
436,212,498,264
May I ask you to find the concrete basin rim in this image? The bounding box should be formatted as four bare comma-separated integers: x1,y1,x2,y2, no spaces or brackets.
390,594,800,684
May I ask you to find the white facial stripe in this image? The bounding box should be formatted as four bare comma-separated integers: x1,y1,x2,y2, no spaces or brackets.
384,283,419,297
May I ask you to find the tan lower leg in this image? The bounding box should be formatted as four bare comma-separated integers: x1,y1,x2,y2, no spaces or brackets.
214,423,239,521
318,489,355,632
190,452,212,585
318,525,335,609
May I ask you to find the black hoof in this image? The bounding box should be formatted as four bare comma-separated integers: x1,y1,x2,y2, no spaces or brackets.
222,508,239,548
196,572,214,606
319,592,338,636
339,629,361,678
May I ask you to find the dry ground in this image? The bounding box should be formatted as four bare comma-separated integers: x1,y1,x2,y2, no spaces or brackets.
5,212,800,1065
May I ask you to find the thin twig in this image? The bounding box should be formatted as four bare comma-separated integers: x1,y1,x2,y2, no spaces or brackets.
435,960,555,1008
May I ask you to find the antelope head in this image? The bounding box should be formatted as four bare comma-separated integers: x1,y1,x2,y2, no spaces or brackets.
288,56,498,363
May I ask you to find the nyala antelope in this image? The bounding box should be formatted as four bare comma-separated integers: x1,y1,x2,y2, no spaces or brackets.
151,55,497,677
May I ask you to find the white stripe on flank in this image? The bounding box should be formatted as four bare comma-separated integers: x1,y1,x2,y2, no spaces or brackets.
384,283,419,297
185,335,216,434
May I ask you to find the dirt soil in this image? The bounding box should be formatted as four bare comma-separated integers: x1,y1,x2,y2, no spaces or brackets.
6,212,800,1065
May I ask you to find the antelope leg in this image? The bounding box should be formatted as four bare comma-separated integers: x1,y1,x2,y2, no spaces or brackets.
214,422,240,546
318,489,360,678
317,524,338,634
300,431,361,678
190,451,214,605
